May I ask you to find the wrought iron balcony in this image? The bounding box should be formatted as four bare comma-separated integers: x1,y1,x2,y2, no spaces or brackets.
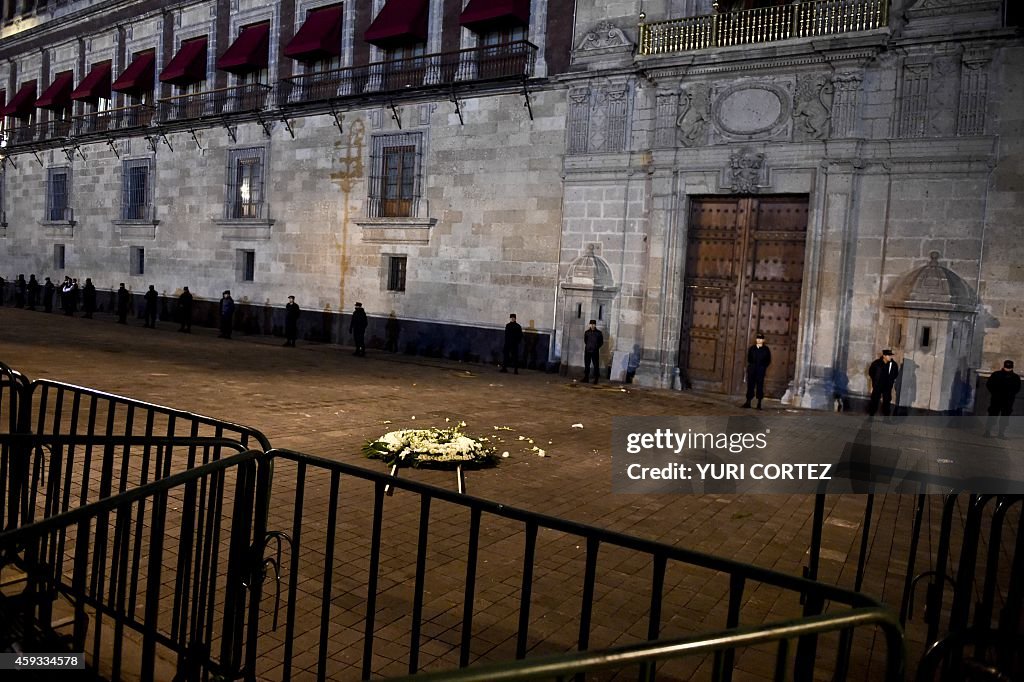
71,105,154,137
155,83,271,123
5,118,72,146
638,0,889,56
279,40,537,106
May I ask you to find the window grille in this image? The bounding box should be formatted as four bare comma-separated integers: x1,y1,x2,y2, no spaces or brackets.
46,167,71,221
387,255,407,292
54,244,65,270
225,147,266,219
121,158,153,221
368,133,423,218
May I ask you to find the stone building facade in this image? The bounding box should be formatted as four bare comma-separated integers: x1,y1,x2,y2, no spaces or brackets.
1,0,1022,413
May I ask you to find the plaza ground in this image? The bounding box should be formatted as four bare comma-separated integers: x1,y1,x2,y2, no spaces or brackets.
0,305,991,679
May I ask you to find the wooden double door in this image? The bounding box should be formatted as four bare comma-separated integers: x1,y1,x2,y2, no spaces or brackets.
680,195,809,397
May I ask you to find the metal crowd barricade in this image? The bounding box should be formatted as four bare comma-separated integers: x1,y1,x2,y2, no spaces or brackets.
1,361,910,680
0,447,267,682
237,448,903,681
803,459,1023,681
7,375,270,529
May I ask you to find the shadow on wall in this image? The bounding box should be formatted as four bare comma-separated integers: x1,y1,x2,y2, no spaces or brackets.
895,357,917,416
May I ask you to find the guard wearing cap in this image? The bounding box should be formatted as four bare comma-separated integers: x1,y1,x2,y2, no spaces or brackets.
284,296,300,347
583,320,604,384
742,333,772,409
350,302,368,356
502,313,523,374
868,349,899,416
985,360,1020,437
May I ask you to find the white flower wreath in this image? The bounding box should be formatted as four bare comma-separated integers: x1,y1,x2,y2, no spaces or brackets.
363,425,497,469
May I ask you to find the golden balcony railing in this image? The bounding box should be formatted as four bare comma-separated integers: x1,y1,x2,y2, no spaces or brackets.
638,0,889,56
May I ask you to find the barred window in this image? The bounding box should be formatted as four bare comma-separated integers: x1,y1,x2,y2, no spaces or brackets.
46,167,71,222
121,159,153,221
54,244,65,270
368,133,422,218
387,255,407,292
225,147,266,219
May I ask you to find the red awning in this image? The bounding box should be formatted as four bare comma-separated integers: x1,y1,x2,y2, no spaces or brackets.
459,0,530,32
217,22,270,74
2,81,36,117
284,4,343,61
364,0,429,48
112,51,156,94
160,37,209,85
71,61,112,103
35,71,75,110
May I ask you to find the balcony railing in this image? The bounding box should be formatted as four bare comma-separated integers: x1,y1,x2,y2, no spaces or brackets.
155,83,271,123
71,105,154,137
6,118,73,146
638,0,889,55
279,40,537,106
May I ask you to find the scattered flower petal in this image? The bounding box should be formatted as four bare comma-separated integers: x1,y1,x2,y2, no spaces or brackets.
518,436,526,440
572,423,584,429
411,416,416,420
501,452,510,458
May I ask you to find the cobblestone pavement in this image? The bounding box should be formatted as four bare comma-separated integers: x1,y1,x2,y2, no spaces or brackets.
0,306,998,680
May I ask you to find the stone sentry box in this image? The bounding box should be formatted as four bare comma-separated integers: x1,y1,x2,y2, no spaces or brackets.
558,245,619,377
885,252,979,414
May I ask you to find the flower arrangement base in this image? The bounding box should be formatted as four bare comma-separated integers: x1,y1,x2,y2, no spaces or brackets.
384,462,467,496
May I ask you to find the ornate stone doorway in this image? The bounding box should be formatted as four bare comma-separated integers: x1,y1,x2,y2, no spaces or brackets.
679,195,809,397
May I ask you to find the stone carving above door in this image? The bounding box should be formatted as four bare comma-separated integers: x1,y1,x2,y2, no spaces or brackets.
721,148,767,194
670,75,843,147
710,80,793,144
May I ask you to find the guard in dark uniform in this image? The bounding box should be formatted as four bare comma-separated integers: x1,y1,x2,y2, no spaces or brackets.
867,349,899,416
143,285,159,327
42,277,55,313
501,313,522,374
82,278,97,318
985,360,1021,438
284,296,300,347
583,320,604,384
742,333,772,409
177,287,193,332
350,302,368,356
116,283,131,324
